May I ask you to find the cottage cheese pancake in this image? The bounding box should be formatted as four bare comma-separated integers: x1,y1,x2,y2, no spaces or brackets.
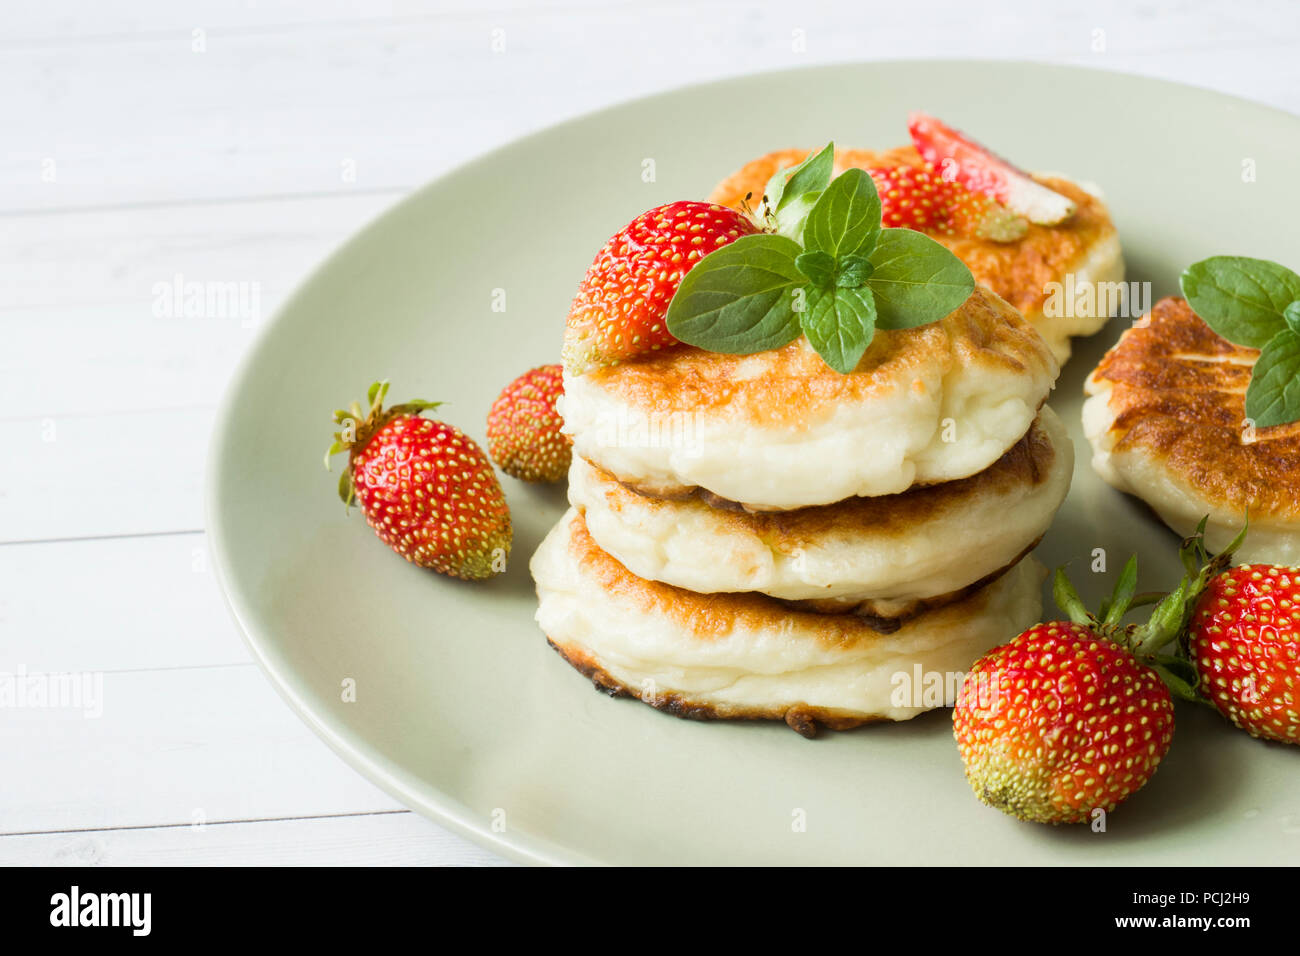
570,407,1071,613
561,284,1058,511
1084,296,1300,563
710,146,1124,363
531,508,1045,737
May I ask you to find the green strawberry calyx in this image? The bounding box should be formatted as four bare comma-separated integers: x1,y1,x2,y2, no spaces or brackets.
1050,516,1248,702
323,379,442,509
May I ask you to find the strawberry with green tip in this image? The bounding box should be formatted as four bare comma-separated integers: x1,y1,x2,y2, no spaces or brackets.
325,381,511,580
487,363,571,483
953,536,1234,824
1188,562,1300,745
866,163,1027,242
563,201,758,375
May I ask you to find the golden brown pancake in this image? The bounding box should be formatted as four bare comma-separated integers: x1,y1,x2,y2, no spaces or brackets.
1083,296,1300,562
569,407,1072,618
531,508,1046,737
709,145,1124,363
561,284,1059,510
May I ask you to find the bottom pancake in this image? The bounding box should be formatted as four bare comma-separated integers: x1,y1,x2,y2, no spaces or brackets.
531,508,1045,737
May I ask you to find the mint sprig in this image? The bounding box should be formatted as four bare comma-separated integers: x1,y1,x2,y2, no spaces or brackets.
667,144,975,374
1180,255,1300,427
763,142,834,239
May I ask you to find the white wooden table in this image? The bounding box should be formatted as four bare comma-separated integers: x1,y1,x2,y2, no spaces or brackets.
5,0,1298,866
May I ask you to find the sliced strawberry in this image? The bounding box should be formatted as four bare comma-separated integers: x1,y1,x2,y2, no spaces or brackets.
865,163,1027,242
943,187,1028,242
908,112,1076,225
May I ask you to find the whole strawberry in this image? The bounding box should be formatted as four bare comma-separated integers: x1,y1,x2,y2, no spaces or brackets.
487,364,571,482
1188,564,1300,744
953,548,1223,824
325,381,511,580
563,201,758,374
955,620,1175,824
866,163,1026,242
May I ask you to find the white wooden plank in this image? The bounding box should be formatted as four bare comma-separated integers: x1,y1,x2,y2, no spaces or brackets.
0,532,250,672
0,191,397,313
0,663,404,834
5,1,1295,212
0,811,509,867
0,406,211,541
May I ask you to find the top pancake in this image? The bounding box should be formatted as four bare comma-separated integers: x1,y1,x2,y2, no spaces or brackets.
710,146,1122,362
1083,296,1300,559
562,283,1058,510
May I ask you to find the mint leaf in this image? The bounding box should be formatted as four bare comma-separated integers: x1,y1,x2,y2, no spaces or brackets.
800,285,876,374
766,142,833,210
1285,301,1300,335
794,251,836,288
1244,327,1300,427
802,168,881,260
1179,256,1300,349
665,233,805,354
836,254,874,287
865,228,975,329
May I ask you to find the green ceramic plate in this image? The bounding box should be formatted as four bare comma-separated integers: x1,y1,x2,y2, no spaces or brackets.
208,61,1300,865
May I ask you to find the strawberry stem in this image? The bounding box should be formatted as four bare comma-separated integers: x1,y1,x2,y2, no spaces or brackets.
324,380,444,509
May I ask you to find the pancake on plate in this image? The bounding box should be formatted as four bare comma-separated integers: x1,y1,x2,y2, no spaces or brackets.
569,406,1071,619
1083,296,1300,563
709,145,1124,364
560,284,1058,511
532,508,1045,737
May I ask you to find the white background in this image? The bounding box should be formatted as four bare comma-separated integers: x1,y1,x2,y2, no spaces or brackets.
4,0,1298,866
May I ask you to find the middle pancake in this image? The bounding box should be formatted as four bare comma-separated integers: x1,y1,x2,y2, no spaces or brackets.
571,406,1072,619
560,284,1059,511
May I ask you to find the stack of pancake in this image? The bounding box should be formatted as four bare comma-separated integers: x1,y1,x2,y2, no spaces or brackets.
532,285,1074,736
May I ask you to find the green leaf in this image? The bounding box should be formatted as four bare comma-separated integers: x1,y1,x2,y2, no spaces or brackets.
794,251,836,289
1179,256,1300,349
665,233,805,355
802,168,882,260
836,255,874,287
1151,656,1202,702
1285,300,1300,335
1052,567,1093,627
1101,555,1139,630
800,285,876,374
766,142,833,207
765,143,835,241
865,229,975,330
1244,327,1300,427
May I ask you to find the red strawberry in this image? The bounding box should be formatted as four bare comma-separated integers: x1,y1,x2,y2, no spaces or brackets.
953,546,1228,824
487,364,571,483
563,201,758,375
325,381,511,580
908,112,1076,225
865,164,1027,242
1188,564,1300,744
955,620,1175,824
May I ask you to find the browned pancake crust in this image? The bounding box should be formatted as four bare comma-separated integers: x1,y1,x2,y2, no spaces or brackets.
547,638,887,738
562,510,1005,647
608,412,1056,524
1090,296,1300,519
708,145,1114,318
786,538,1039,623
583,284,1051,428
